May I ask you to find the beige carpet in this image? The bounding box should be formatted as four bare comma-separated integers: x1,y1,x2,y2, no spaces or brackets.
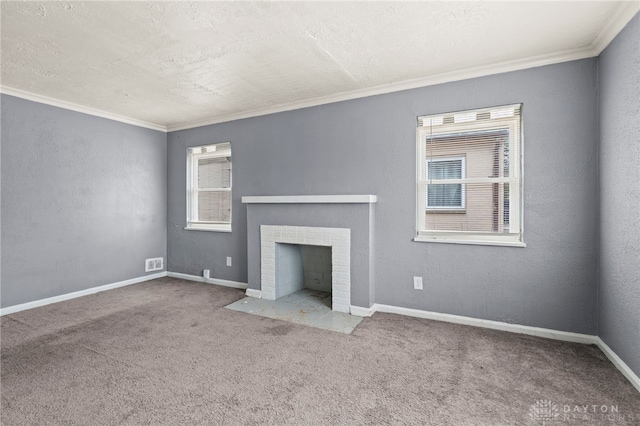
1,277,638,425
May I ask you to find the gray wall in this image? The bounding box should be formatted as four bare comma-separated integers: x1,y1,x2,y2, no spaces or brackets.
598,13,640,376
168,58,599,334
1,95,167,308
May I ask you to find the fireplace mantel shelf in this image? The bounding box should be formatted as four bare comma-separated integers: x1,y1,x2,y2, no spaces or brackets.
242,195,377,204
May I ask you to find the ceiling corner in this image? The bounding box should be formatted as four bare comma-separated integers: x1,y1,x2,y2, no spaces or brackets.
0,85,167,133
590,1,640,54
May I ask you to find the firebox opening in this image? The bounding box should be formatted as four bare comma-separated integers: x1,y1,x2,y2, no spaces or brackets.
275,243,332,308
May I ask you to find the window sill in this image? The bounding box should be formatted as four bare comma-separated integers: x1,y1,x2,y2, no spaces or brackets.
413,236,526,247
426,209,466,214
185,225,232,233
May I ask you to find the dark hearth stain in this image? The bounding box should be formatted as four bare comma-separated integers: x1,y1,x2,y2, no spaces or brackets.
265,324,294,336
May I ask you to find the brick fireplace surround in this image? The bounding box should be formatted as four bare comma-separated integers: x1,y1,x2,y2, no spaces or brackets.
242,195,377,314
260,225,351,312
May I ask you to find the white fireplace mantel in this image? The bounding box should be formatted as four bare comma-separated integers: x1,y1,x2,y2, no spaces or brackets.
242,195,377,204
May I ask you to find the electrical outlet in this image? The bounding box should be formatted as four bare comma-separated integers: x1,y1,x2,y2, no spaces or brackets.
145,257,164,272
226,256,232,267
413,276,423,290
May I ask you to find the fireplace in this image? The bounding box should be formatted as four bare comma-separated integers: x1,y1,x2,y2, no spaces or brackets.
242,195,377,315
261,225,350,312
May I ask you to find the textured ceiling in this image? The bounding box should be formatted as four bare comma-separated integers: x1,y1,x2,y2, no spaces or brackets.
1,1,638,131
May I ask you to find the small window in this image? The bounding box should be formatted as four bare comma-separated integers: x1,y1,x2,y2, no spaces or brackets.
416,105,523,246
186,142,232,232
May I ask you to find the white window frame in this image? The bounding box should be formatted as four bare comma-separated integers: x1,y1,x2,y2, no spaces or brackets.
185,142,232,232
426,156,466,210
415,105,524,247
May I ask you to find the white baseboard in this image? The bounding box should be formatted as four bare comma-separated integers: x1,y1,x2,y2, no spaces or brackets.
371,303,597,344
245,288,262,298
596,337,640,393
166,271,248,290
3,273,637,393
367,303,640,393
0,272,168,316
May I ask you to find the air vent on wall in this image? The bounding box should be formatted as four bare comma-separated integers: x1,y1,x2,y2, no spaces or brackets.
145,257,164,272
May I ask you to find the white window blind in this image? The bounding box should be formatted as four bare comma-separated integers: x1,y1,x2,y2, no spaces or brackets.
416,104,523,246
187,142,232,231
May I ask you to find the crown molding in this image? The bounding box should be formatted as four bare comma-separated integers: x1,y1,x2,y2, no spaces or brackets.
166,45,597,132
591,1,640,55
0,86,167,132
4,3,636,135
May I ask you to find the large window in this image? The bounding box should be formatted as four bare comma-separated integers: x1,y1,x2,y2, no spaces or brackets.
416,105,523,246
186,142,232,232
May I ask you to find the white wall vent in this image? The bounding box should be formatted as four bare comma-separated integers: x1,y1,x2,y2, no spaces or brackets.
145,257,164,272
